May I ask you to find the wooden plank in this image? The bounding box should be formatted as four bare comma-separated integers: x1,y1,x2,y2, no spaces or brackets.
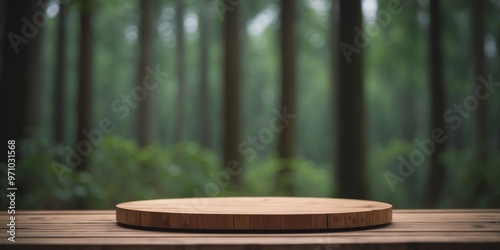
2,234,500,245
391,209,500,213
0,209,499,248
3,229,500,239
8,224,500,233
4,213,499,228
3,244,500,250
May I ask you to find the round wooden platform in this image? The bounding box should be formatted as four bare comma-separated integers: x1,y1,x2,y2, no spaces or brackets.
116,197,392,231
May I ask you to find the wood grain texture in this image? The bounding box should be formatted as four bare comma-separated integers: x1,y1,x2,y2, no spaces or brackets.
1,210,499,250
115,197,393,230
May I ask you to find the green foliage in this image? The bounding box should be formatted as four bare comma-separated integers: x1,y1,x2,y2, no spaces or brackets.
368,139,427,208
441,147,500,208
1,136,63,209
240,157,332,197
6,136,332,209
367,139,500,208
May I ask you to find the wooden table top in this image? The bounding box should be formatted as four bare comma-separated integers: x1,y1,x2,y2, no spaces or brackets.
1,209,500,250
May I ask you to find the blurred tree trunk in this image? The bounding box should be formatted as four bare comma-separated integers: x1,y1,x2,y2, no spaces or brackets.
174,0,186,142
138,0,153,147
25,1,45,135
223,0,242,187
19,0,47,138
425,0,446,207
0,0,43,161
54,1,67,144
333,0,368,199
399,1,419,142
76,0,93,171
401,0,423,205
451,95,464,149
197,0,210,148
471,0,489,201
473,0,487,159
400,87,416,141
402,5,418,141
0,1,5,73
275,0,296,195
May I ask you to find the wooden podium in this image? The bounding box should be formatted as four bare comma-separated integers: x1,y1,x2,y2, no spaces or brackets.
116,197,392,231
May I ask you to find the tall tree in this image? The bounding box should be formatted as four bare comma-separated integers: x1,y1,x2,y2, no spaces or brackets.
223,0,242,186
197,0,211,148
333,0,368,199
174,0,186,142
425,0,446,207
0,1,5,74
54,1,67,144
0,0,44,161
25,1,46,135
275,0,296,195
471,0,488,201
76,0,93,171
399,0,420,142
138,0,154,147
472,0,488,163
